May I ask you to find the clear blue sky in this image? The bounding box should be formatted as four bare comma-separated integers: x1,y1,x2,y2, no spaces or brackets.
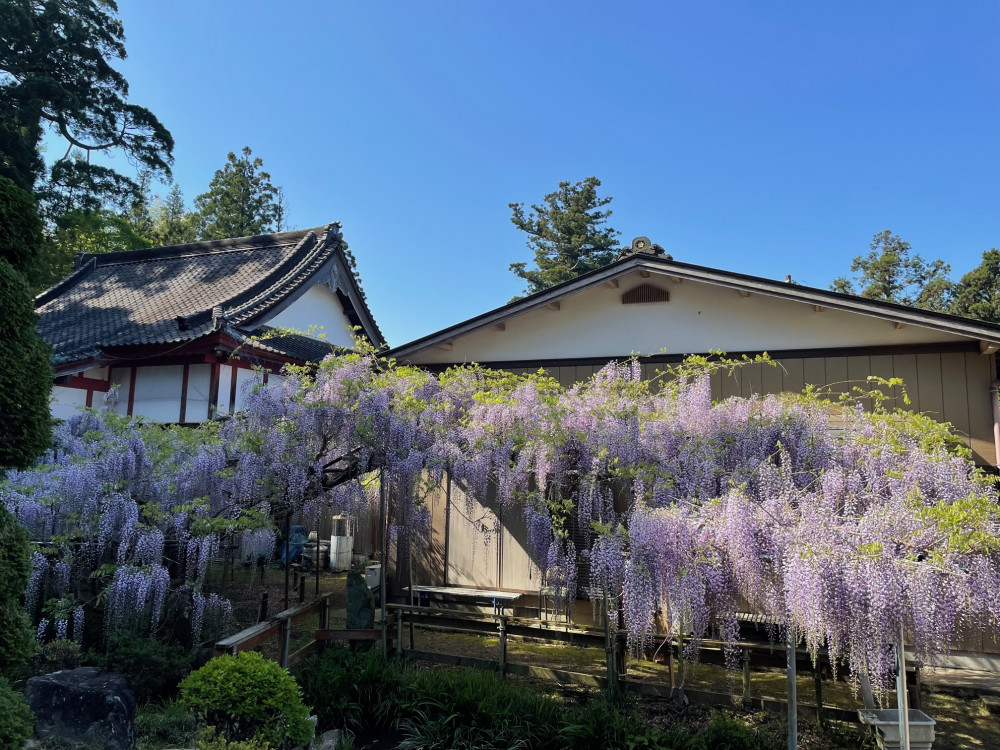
109,1,998,346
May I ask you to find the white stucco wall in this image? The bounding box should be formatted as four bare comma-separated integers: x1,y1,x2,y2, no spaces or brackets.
264,283,356,348
50,386,88,421
405,270,969,365
132,365,184,422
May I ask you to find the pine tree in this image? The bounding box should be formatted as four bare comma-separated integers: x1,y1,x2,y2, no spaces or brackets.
194,147,281,240
508,177,621,297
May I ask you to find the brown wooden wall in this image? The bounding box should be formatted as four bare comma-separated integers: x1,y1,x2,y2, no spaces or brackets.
504,351,997,467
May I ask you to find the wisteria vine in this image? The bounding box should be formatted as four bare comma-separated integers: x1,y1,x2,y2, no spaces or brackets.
2,349,998,693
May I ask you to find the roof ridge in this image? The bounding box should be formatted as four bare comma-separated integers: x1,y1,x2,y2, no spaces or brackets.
76,225,335,268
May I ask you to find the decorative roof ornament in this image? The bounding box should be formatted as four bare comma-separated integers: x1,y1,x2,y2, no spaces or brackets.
620,236,668,259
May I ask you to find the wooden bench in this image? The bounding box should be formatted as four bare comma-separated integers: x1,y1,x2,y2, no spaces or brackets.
403,585,522,617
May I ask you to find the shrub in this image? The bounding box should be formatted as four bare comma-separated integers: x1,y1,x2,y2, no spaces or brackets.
181,651,312,748
197,726,274,750
0,677,33,750
135,700,200,748
35,639,83,673
297,645,409,731
90,635,192,703
0,505,35,676
0,259,53,470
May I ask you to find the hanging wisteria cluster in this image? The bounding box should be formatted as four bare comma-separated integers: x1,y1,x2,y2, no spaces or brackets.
3,348,999,692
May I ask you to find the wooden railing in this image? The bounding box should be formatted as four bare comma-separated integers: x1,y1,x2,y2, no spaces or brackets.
214,592,335,669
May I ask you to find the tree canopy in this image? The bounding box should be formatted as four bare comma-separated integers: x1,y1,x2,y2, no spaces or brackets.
0,0,173,210
509,177,621,298
194,147,283,241
830,230,953,311
949,249,1000,324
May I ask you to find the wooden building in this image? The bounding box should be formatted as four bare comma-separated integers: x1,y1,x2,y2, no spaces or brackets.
36,224,384,423
389,238,1000,603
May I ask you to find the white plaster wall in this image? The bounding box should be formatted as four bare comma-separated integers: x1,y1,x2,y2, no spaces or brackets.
50,386,87,420
186,364,212,422
405,271,969,365
132,365,183,422
234,368,263,413
264,283,356,348
218,365,233,415
108,368,131,416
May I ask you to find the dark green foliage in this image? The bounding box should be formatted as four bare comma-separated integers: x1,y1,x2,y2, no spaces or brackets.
0,504,34,676
0,677,33,749
197,726,274,750
180,651,312,748
663,711,778,750
0,0,173,208
830,230,953,311
89,636,192,704
33,639,82,674
949,248,1000,324
297,647,778,750
0,176,42,271
195,147,282,241
509,177,621,297
0,259,53,469
296,645,405,731
134,700,201,748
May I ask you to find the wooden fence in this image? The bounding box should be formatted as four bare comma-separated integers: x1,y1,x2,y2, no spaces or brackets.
214,592,335,669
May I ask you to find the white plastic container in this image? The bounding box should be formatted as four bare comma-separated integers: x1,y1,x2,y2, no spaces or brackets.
329,533,354,571
858,709,936,750
365,563,381,590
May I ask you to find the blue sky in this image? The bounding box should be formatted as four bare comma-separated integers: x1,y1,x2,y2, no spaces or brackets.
108,1,998,346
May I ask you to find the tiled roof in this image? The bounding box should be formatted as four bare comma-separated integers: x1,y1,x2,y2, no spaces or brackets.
35,224,380,365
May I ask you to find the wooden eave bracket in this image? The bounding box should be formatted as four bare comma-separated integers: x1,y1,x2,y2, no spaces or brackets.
894,322,905,330
547,302,561,311
814,305,824,312
605,279,620,289
493,323,506,332
639,270,651,278
437,341,454,351
980,340,1000,355
669,276,683,284
739,290,751,298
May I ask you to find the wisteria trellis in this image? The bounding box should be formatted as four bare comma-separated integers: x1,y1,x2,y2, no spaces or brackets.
3,351,999,690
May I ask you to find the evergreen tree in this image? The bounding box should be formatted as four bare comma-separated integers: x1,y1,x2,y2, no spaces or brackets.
194,147,281,240
830,230,953,311
0,0,173,210
949,249,1000,324
150,183,198,247
508,177,621,297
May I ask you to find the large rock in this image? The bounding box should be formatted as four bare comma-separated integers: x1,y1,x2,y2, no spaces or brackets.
346,569,375,630
25,667,136,750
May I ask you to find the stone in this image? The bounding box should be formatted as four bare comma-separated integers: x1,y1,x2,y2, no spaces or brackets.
346,569,375,630
25,667,136,750
315,729,342,750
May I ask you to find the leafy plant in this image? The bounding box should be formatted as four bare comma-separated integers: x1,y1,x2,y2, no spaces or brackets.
135,699,200,748
90,635,193,703
0,677,33,750
181,652,312,748
197,726,274,750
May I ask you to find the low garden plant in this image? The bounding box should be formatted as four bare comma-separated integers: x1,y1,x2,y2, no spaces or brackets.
180,651,312,748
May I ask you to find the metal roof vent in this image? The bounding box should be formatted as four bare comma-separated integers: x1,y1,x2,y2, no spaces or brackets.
622,284,669,305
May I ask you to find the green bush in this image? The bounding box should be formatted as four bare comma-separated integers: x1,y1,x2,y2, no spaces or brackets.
90,635,192,703
181,651,312,748
197,726,274,750
0,259,53,470
297,646,408,731
135,699,200,748
0,505,35,676
0,176,43,272
0,677,33,750
34,639,83,673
